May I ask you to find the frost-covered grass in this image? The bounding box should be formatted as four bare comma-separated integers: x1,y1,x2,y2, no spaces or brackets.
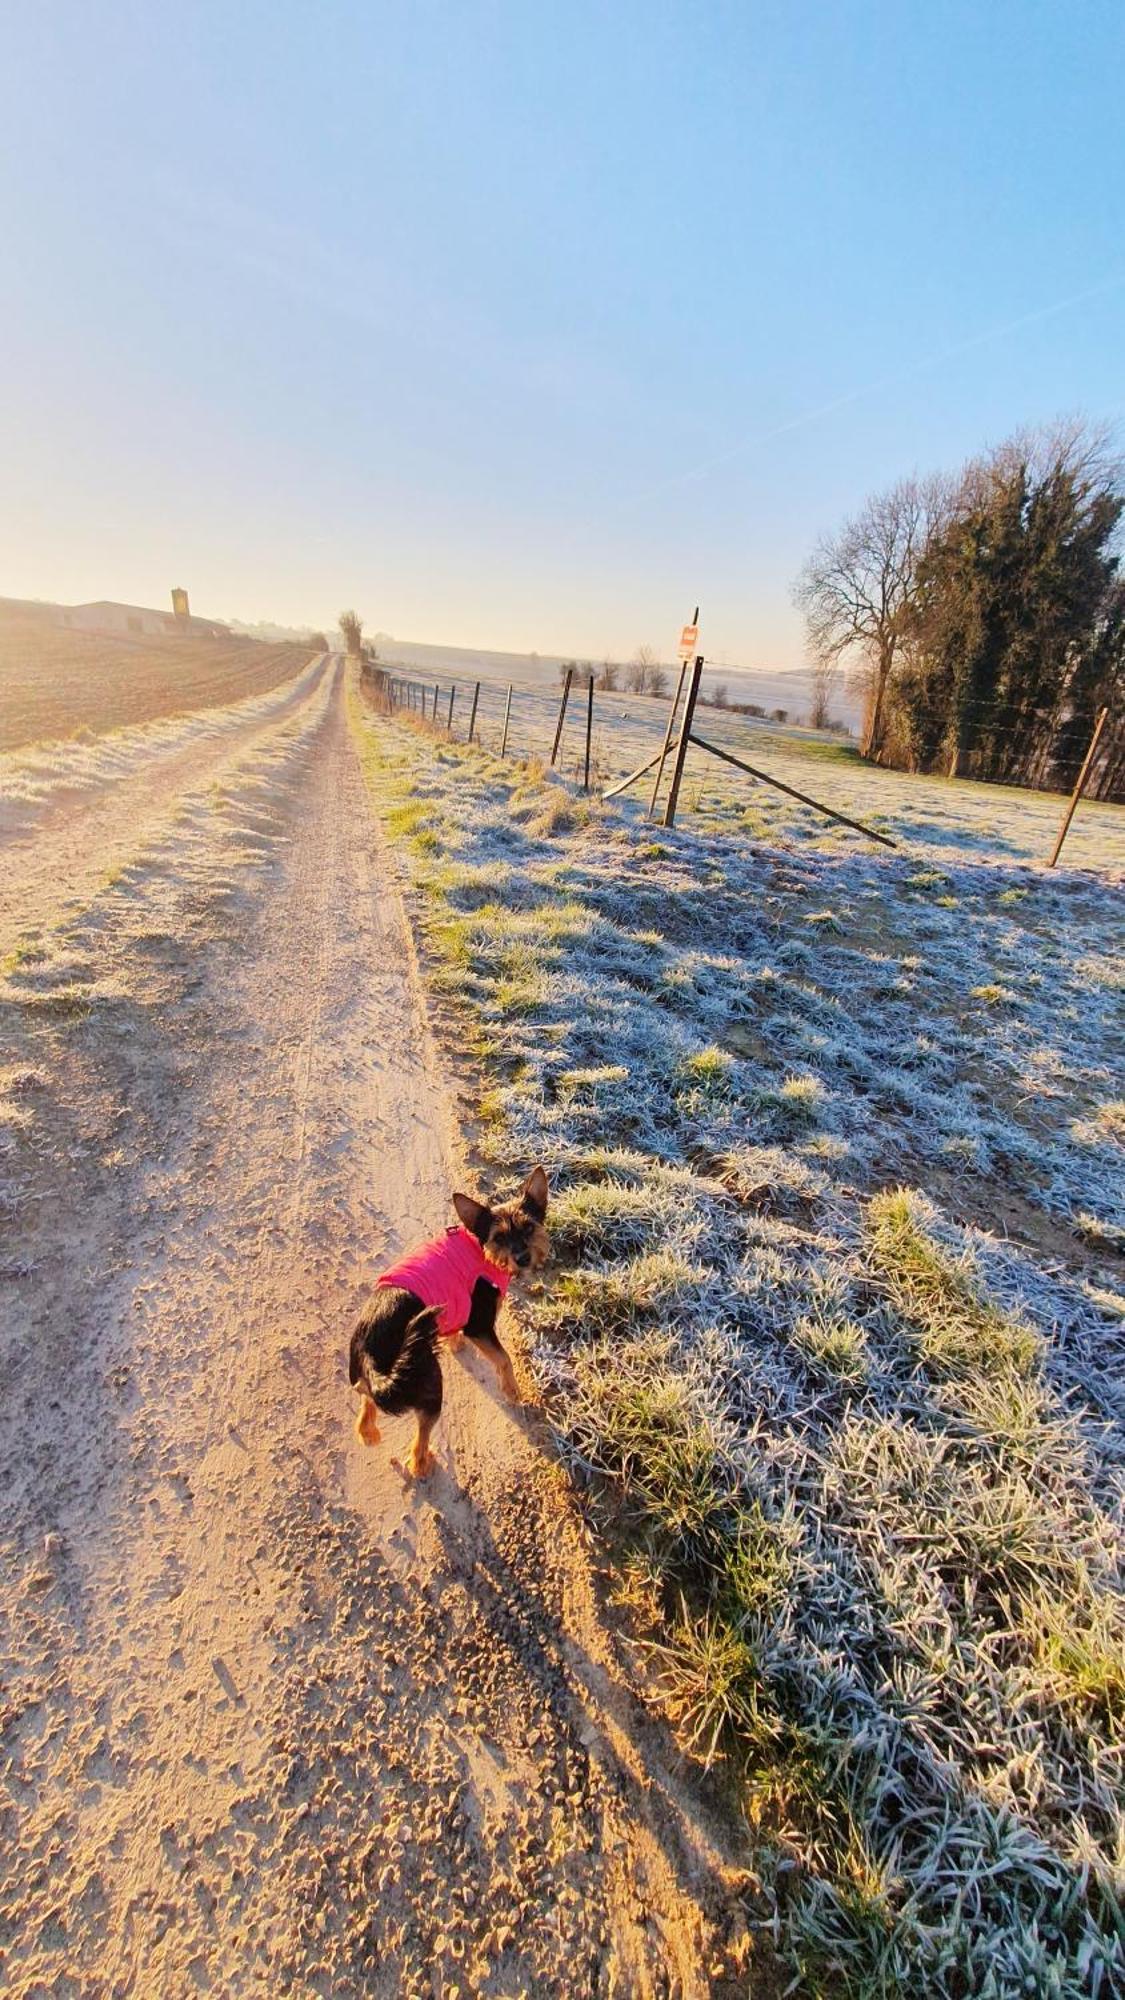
350,679,1125,1996
375,665,1125,874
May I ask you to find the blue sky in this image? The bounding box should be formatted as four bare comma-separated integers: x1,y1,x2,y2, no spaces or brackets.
2,2,1122,667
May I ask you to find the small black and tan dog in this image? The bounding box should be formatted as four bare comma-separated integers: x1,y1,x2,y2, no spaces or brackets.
348,1167,549,1478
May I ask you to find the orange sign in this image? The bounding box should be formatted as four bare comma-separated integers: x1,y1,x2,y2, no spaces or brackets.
678,623,698,658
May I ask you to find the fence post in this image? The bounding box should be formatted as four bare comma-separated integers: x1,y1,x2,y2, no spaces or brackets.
433,685,440,722
447,686,456,733
648,658,690,818
468,681,480,743
551,669,573,767
583,676,594,791
662,657,704,829
500,684,513,757
1049,706,1109,867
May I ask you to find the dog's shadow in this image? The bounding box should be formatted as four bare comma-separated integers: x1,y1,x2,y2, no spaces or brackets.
367,1385,758,1974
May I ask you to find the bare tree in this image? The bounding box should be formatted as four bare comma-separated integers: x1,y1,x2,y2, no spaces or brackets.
795,478,947,760
626,643,657,694
339,609,364,656
596,660,620,690
809,660,835,730
648,664,669,696
308,630,329,652
710,683,730,709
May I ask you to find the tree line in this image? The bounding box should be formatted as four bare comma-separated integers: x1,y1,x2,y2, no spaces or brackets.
796,420,1124,799
557,646,670,695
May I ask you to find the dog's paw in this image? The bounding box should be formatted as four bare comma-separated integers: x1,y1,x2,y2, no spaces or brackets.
501,1365,520,1404
406,1444,436,1480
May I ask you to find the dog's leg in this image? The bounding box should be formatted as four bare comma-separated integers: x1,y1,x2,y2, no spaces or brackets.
478,1333,519,1402
355,1394,382,1446
464,1277,520,1401
405,1348,444,1479
466,1323,520,1401
406,1410,437,1479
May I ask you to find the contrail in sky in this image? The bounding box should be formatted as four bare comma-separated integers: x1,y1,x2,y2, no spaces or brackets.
637,273,1125,503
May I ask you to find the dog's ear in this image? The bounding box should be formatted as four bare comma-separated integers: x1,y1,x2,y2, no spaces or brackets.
453,1191,491,1240
521,1166,549,1219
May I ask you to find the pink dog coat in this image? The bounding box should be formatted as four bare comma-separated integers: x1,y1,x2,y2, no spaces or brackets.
377,1226,511,1337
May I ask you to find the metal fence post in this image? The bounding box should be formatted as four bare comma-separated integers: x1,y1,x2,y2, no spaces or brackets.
551,669,573,767
468,681,480,743
447,686,456,733
662,657,704,828
648,658,690,818
500,684,513,757
583,675,594,791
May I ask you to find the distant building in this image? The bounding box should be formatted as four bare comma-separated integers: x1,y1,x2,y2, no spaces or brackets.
55,598,230,640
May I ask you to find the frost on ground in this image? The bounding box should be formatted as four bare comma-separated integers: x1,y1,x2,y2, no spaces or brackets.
355,688,1125,1999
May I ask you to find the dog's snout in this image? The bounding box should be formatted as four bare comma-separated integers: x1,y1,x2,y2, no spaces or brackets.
516,1251,531,1269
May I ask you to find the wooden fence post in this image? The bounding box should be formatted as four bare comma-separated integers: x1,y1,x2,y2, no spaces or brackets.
500,684,513,757
648,658,689,818
1049,706,1109,867
583,676,594,791
551,669,573,767
447,686,456,733
468,681,480,743
662,657,704,828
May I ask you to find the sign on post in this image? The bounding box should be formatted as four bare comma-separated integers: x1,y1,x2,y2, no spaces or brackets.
678,623,698,659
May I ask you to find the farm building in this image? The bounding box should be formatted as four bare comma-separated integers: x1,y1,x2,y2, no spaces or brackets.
56,598,230,640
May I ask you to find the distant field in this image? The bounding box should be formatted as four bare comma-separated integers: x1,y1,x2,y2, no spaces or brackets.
0,612,315,750
376,633,865,732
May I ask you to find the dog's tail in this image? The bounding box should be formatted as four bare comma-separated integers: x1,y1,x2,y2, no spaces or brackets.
356,1306,441,1415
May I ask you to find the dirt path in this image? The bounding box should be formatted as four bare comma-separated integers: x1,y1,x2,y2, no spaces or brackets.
0,662,756,1996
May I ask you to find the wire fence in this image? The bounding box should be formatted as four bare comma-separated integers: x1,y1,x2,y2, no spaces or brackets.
360,660,1123,873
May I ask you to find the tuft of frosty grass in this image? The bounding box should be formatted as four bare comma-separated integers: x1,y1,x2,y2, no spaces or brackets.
349,682,1125,1997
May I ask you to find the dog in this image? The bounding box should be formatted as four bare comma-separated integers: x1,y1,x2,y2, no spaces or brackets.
348,1167,549,1478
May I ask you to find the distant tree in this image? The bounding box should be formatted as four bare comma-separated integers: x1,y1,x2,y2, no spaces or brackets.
626,643,657,694
809,660,836,729
795,477,946,761
771,707,789,724
339,609,364,656
710,683,730,708
897,421,1123,781
308,630,329,651
596,660,620,690
746,702,765,718
648,664,669,696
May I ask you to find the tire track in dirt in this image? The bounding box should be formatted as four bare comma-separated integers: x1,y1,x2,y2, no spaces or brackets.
0,663,760,1997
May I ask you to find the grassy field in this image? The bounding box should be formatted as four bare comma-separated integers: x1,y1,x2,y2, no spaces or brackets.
0,609,315,751
351,677,1125,1997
